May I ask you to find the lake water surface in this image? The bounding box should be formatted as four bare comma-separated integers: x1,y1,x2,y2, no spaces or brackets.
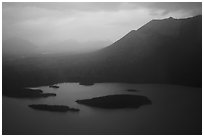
3,83,202,134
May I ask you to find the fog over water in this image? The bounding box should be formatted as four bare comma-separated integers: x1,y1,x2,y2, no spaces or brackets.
3,2,201,54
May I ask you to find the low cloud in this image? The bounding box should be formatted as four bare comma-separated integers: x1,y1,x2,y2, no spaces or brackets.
3,2,202,53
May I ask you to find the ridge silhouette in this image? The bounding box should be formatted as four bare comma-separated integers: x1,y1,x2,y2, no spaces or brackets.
3,15,202,97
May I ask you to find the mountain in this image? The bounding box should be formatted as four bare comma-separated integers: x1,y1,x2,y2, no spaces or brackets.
2,38,39,61
91,15,202,86
3,15,202,90
39,40,111,54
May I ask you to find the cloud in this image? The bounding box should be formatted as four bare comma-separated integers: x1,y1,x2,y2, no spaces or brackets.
2,2,202,53
3,2,201,20
138,2,202,16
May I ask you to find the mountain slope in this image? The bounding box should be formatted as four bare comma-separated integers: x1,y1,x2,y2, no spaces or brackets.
3,15,202,89
94,15,202,86
2,38,39,61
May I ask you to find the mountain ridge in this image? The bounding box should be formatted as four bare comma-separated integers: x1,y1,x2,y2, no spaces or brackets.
94,15,201,86
3,15,202,90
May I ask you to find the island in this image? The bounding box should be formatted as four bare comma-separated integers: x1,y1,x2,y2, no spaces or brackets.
49,85,59,88
79,81,94,86
127,89,139,92
29,104,80,112
3,88,56,98
76,94,151,109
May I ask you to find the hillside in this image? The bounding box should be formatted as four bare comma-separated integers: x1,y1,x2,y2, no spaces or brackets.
94,15,202,86
3,15,202,91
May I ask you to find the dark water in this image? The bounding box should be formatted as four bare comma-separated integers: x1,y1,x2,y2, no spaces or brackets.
3,83,202,135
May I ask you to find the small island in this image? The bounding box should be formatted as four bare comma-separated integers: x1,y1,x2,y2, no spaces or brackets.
3,88,56,98
127,89,139,92
76,94,151,109
49,85,59,88
79,81,94,86
29,104,80,112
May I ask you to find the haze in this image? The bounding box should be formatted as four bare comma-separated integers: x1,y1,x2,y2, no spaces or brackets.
3,2,201,54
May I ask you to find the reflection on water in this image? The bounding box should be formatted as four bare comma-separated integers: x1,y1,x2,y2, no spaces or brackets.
3,83,202,134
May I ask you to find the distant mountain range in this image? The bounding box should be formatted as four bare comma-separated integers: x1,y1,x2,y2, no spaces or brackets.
3,15,202,90
2,38,39,60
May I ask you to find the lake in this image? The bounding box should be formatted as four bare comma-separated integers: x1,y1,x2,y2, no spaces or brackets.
2,83,202,135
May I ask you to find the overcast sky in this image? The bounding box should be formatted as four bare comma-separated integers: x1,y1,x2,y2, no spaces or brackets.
2,2,202,53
